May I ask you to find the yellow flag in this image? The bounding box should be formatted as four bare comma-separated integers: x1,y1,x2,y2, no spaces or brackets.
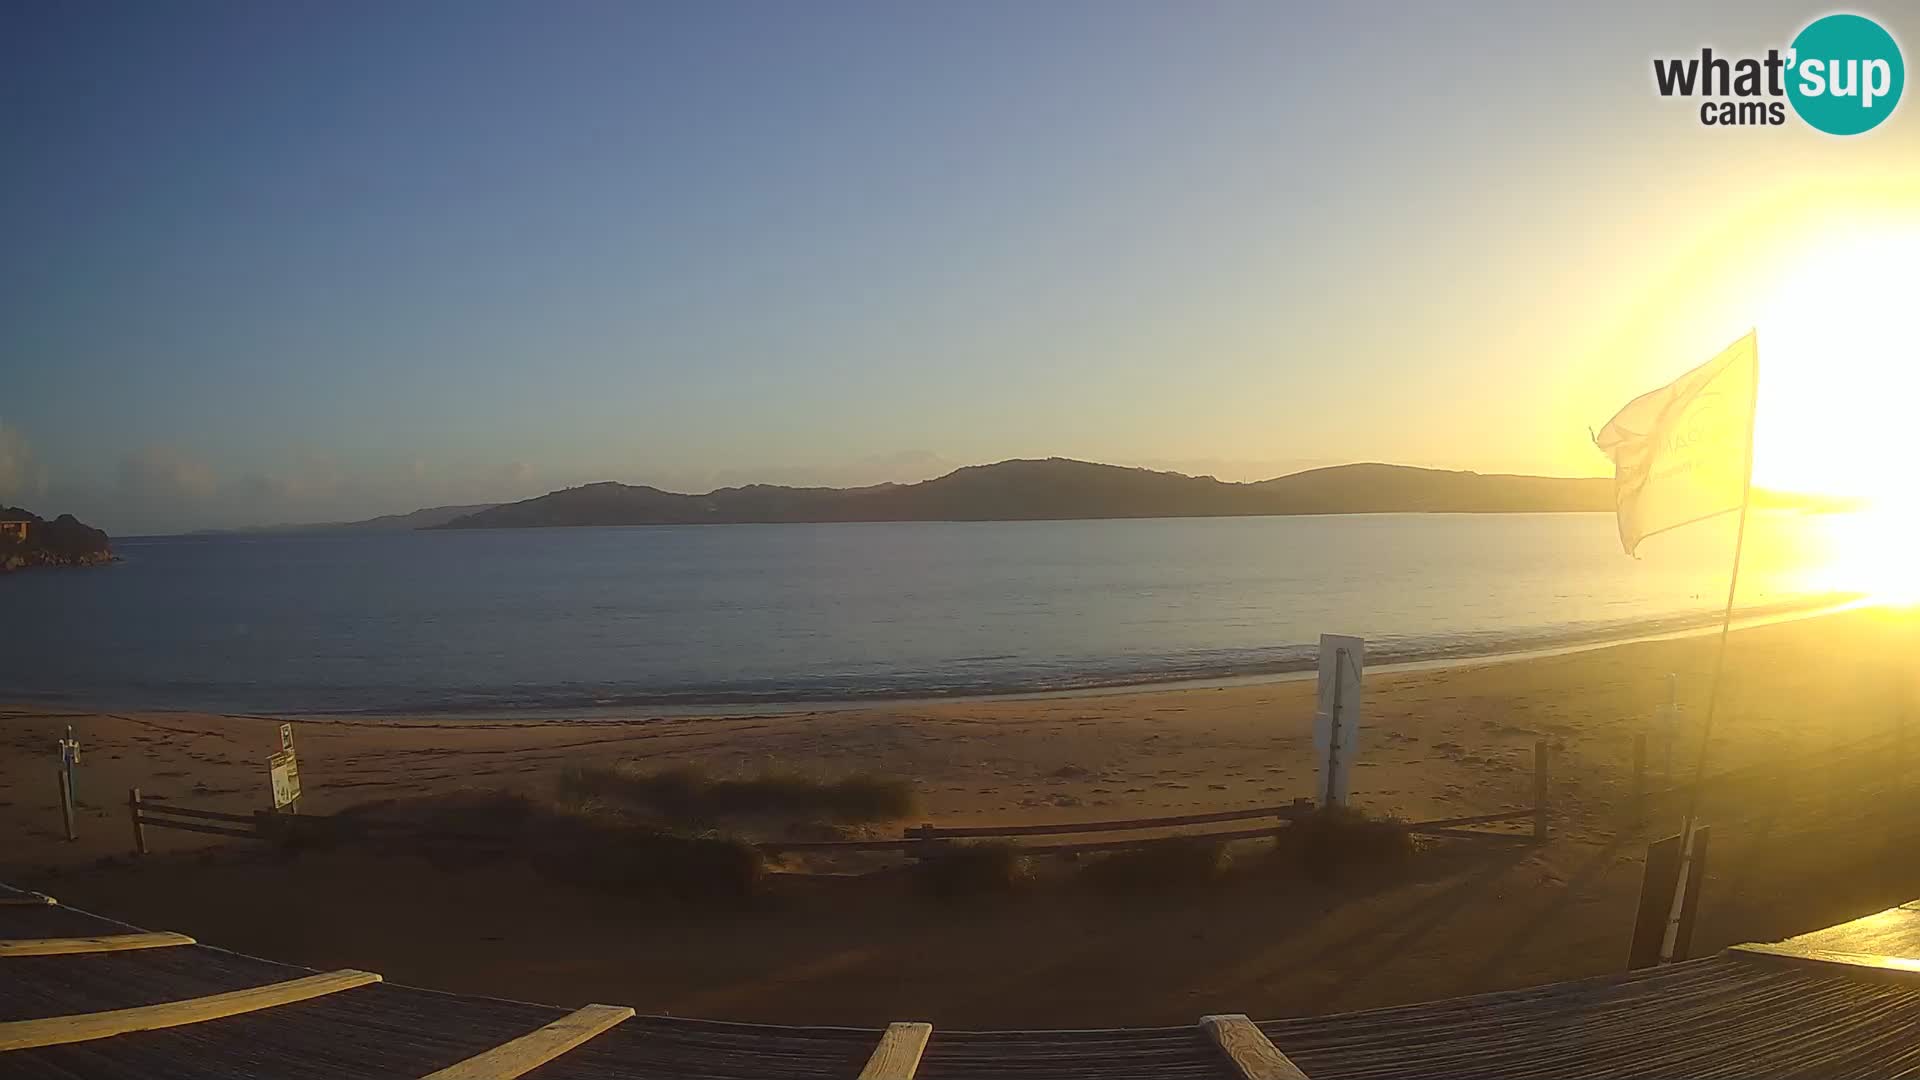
1593,332,1757,556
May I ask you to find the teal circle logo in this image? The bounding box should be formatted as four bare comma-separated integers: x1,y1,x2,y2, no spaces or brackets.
1787,14,1904,135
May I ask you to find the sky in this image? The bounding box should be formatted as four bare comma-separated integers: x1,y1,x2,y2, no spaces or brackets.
3,2,1917,534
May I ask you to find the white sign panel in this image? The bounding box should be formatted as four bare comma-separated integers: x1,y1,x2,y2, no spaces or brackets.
1312,634,1365,806
269,749,301,810
278,723,295,753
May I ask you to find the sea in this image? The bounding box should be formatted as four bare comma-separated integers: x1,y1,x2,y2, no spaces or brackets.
0,511,1874,716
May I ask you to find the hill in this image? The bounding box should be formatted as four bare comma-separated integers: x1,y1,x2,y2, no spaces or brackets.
197,504,498,535
0,506,113,572
432,460,1615,529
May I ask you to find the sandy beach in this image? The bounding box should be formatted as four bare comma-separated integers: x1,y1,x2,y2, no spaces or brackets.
4,604,1918,1026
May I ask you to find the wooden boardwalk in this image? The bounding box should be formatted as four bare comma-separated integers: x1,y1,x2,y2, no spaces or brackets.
7,879,1920,1078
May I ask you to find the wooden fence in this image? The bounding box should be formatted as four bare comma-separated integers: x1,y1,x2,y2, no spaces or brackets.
121,740,1554,860
772,739,1554,857
126,788,260,855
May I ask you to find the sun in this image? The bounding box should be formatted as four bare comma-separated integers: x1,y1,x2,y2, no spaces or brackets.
1747,225,1920,605
1806,499,1920,606
1752,224,1920,502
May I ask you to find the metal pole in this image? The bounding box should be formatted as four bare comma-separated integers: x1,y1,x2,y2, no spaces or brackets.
57,769,75,842
64,724,79,807
1660,331,1759,964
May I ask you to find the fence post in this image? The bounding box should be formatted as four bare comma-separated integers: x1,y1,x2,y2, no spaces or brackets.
1630,732,1647,829
57,769,76,842
1533,740,1551,842
128,788,147,855
907,824,934,861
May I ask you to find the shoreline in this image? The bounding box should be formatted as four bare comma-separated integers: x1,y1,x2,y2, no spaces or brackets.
301,592,1867,721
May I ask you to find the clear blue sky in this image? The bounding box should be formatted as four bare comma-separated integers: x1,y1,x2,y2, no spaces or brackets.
3,2,1914,532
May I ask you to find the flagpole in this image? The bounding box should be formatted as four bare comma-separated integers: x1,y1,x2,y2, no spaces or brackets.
1660,330,1759,962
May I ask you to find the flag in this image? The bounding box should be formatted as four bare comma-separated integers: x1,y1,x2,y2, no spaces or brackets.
1593,332,1757,556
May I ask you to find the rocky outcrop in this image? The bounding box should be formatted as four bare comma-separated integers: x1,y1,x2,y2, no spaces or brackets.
0,507,113,573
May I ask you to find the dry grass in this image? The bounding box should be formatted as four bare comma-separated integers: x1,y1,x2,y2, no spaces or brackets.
556,762,918,825
910,841,1033,899
331,789,766,902
1268,805,1419,877
1075,837,1233,893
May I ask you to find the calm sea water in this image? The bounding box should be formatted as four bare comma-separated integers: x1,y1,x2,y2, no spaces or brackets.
0,513,1865,715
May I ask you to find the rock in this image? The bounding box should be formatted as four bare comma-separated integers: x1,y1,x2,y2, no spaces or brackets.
0,506,112,572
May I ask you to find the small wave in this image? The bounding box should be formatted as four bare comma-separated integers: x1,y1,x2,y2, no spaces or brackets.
262,592,1857,717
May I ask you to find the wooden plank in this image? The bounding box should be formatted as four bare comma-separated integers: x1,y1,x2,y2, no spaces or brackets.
1728,942,1920,982
1403,826,1535,842
927,823,1286,858
1396,809,1533,831
1671,825,1711,961
756,838,919,854
0,968,380,1050
419,1003,634,1080
1628,833,1683,970
133,817,259,840
915,803,1306,840
1200,1014,1310,1080
0,932,195,957
856,1021,933,1080
135,804,259,825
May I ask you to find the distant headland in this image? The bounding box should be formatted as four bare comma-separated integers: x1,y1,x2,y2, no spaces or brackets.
429,459,1618,530
177,459,1867,535
0,507,113,572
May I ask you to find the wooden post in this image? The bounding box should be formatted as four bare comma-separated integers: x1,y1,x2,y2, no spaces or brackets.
1322,651,1346,809
1533,740,1550,842
128,788,147,855
1630,731,1647,829
57,770,75,842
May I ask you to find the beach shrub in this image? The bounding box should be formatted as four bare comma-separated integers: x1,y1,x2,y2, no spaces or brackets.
529,816,766,902
1076,837,1232,893
332,789,767,902
1269,805,1416,877
911,841,1032,899
556,763,918,824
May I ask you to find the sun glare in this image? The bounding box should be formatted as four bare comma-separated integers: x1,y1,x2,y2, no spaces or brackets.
1806,501,1920,606
1753,224,1920,501
1744,224,1920,605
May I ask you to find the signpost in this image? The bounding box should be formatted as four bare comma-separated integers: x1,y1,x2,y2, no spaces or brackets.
269,724,301,813
56,726,80,841
59,725,82,797
1313,634,1365,807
